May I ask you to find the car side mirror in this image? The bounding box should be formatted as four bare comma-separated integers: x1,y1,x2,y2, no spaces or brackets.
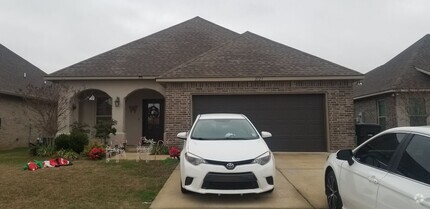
336,149,354,166
261,131,272,138
177,132,187,140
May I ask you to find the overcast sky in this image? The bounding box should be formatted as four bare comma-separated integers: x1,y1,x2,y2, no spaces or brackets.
1,0,429,74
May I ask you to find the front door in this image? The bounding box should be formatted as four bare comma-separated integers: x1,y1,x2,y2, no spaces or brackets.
142,99,164,141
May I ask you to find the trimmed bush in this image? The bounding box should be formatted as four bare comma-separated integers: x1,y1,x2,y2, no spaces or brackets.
69,132,89,154
55,134,71,150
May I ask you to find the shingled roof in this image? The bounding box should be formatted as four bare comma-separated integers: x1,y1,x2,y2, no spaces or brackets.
47,17,239,78
159,32,362,80
354,34,430,99
0,44,46,97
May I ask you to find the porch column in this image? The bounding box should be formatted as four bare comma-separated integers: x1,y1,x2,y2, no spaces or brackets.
110,96,126,145
57,90,74,135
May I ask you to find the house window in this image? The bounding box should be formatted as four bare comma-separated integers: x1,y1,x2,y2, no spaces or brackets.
377,100,387,130
96,97,112,124
408,98,427,126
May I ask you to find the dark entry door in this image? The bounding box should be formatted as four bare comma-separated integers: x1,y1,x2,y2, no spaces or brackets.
142,99,164,141
192,94,326,152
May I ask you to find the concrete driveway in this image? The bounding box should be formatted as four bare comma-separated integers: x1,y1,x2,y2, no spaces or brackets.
150,153,329,209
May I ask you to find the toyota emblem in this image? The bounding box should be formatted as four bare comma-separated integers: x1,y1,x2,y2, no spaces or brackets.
225,163,235,170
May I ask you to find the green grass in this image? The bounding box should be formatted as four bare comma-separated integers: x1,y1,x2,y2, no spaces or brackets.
0,148,178,209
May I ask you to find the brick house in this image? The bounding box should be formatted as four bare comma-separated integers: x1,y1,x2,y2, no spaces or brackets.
46,17,363,152
354,34,430,130
0,44,46,149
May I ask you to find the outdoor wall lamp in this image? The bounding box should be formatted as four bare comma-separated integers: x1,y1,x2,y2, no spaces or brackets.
114,97,120,107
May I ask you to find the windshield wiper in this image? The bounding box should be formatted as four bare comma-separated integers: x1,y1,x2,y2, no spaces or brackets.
191,137,211,140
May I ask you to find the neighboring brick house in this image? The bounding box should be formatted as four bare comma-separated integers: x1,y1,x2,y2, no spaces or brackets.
354,34,430,130
0,44,46,149
46,17,363,152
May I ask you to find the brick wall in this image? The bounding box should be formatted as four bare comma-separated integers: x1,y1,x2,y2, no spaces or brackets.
0,94,40,149
354,94,397,129
163,80,356,151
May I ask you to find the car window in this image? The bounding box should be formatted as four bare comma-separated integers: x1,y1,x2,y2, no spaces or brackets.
395,134,430,185
191,119,259,140
354,133,406,170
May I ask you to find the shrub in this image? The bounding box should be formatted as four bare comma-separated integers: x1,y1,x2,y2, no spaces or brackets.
70,122,90,134
88,147,106,160
36,145,55,157
69,132,89,154
94,119,117,144
55,134,71,150
83,141,104,156
56,149,79,160
29,145,39,156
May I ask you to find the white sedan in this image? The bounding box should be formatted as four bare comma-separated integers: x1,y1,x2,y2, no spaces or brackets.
325,126,430,209
178,113,275,194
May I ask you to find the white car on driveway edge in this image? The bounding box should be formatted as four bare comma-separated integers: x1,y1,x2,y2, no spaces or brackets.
324,126,430,209
178,113,275,194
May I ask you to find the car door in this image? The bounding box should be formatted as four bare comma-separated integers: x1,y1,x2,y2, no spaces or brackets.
339,133,406,209
376,134,430,209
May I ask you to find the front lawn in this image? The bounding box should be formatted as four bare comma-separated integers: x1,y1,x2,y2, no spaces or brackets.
0,148,178,209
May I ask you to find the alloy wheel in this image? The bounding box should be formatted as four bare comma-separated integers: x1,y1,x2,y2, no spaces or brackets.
325,170,343,209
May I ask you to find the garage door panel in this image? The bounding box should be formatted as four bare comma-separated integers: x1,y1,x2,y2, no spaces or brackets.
192,94,326,152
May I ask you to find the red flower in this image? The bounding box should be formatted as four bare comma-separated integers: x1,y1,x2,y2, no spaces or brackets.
88,147,106,160
169,147,180,159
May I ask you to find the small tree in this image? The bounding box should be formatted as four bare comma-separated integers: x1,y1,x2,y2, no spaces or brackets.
94,119,117,145
18,83,76,140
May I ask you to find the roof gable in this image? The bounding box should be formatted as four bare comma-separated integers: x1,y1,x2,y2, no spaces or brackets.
48,17,239,78
0,44,46,96
159,32,362,79
354,34,430,99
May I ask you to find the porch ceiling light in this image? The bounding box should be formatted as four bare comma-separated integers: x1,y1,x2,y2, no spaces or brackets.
89,95,95,101
115,97,120,107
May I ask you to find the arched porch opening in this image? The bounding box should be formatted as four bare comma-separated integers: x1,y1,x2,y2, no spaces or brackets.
125,89,164,145
73,89,112,132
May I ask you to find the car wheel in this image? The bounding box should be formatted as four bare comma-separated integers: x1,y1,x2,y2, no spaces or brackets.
325,170,343,209
180,181,189,194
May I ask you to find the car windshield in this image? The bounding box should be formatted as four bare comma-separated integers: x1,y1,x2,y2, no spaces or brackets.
191,118,259,140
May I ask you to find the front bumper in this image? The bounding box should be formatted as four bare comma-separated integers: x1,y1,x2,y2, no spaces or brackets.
180,156,275,194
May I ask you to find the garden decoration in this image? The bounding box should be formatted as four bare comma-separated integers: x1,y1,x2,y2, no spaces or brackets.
136,137,155,162
88,147,106,160
23,158,72,171
106,143,127,163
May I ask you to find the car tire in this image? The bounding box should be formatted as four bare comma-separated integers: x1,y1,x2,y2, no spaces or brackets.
325,170,343,209
180,181,190,194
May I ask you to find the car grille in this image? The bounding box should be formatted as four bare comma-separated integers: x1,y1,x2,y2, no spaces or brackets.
205,159,254,166
202,172,259,190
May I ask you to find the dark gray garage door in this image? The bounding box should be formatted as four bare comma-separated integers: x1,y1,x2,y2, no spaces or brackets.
192,94,326,152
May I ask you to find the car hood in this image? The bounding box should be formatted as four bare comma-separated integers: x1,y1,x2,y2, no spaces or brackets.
186,139,269,161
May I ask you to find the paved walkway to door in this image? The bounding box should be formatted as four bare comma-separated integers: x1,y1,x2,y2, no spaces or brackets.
150,153,330,209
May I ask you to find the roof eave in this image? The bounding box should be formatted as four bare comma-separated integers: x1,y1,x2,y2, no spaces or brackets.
156,75,364,82
44,76,157,81
354,88,430,100
415,66,430,76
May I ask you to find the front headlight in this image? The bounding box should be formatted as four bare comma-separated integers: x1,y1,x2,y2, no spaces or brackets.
253,151,271,165
185,152,206,166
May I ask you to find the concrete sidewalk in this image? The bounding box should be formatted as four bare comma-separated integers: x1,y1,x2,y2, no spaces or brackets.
150,153,329,209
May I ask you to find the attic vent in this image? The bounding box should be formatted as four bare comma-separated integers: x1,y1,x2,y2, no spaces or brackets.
23,73,26,78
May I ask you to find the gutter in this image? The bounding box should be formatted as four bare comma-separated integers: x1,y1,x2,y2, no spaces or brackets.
156,75,364,82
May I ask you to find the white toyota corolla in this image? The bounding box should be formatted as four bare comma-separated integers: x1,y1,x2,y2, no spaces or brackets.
324,126,430,209
178,113,275,194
